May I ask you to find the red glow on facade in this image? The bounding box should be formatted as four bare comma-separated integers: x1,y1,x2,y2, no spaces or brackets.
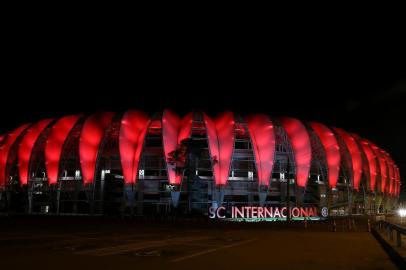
384,154,395,195
387,156,396,196
162,110,180,186
310,122,340,188
280,117,311,188
178,113,194,144
0,124,29,187
204,112,235,186
18,119,54,185
394,166,400,196
370,144,388,194
119,111,150,185
45,115,82,185
245,114,275,187
79,112,114,185
0,110,400,200
396,167,401,196
332,128,362,191
353,136,377,192
390,163,396,195
162,110,193,185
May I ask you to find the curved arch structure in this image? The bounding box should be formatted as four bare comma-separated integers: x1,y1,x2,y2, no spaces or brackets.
18,119,54,185
280,117,311,188
162,110,180,185
119,110,150,185
354,137,378,192
397,167,401,196
0,110,401,215
332,128,363,191
396,167,401,196
380,150,391,194
162,110,193,185
387,155,396,196
310,122,340,188
203,112,235,187
388,154,396,196
178,113,194,144
79,112,114,185
385,154,395,195
245,114,275,187
370,144,388,194
0,124,30,187
45,115,82,185
394,165,400,196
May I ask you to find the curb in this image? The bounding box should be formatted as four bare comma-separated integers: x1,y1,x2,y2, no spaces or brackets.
371,228,406,269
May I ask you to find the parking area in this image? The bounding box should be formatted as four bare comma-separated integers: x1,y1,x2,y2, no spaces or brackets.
0,217,398,269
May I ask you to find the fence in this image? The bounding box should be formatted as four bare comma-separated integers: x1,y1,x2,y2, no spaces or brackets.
375,220,406,247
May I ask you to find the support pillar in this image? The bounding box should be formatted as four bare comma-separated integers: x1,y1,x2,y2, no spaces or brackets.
296,186,305,207
125,184,135,216
258,185,268,206
171,190,181,208
85,183,94,214
28,186,33,214
136,180,144,216
213,187,225,208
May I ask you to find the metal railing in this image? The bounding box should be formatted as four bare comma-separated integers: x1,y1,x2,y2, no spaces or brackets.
375,220,406,247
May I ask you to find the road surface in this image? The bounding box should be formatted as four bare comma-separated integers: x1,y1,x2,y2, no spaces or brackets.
0,217,398,269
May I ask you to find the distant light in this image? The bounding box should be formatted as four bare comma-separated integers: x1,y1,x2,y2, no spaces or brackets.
398,208,406,218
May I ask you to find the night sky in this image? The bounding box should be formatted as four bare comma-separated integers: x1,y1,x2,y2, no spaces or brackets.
2,30,406,197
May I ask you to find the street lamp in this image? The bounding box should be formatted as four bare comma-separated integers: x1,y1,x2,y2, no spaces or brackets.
397,208,406,224
398,208,406,217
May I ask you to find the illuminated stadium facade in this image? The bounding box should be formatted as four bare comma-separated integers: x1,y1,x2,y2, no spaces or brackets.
0,110,401,217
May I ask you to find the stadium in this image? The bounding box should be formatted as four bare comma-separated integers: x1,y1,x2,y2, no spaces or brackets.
0,110,401,218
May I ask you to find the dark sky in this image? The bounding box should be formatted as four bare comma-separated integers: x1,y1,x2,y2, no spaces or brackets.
2,26,406,197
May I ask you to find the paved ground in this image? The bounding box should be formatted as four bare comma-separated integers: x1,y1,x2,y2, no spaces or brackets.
375,217,406,262
0,217,398,270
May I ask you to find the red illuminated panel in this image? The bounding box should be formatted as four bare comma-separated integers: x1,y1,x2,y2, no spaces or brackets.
79,112,114,185
310,122,340,188
394,167,399,196
0,124,30,187
178,112,193,144
394,166,400,196
396,182,400,197
384,154,395,195
45,115,82,185
352,136,377,192
389,157,396,195
332,128,362,191
380,149,390,194
393,166,397,196
245,114,275,187
162,110,180,185
396,167,401,196
388,156,396,195
280,117,311,188
119,110,150,185
174,112,193,185
162,110,193,185
203,112,235,186
18,119,54,185
370,144,388,193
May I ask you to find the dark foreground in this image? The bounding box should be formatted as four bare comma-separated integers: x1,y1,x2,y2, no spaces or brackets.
0,216,398,270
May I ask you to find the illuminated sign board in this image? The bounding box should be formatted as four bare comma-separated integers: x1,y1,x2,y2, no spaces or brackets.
209,206,328,222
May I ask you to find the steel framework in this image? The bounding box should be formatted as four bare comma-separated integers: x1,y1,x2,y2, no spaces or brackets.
0,110,401,216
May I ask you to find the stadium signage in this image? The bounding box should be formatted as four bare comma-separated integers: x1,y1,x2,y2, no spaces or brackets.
209,206,328,221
